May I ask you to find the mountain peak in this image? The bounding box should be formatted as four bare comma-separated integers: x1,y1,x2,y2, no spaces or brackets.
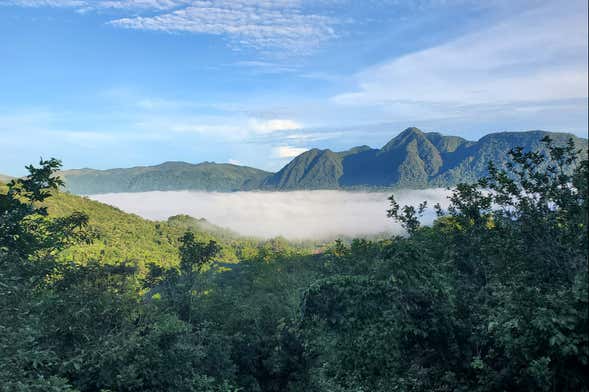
262,147,343,190
400,126,425,136
381,126,429,151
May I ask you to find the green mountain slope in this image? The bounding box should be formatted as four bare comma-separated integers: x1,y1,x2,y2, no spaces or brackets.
27,188,307,272
378,127,444,186
41,190,254,269
59,128,587,193
61,161,272,194
431,130,588,186
269,128,587,190
261,148,343,190
1,178,316,271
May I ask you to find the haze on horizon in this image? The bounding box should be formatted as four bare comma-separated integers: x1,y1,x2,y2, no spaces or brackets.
0,0,587,176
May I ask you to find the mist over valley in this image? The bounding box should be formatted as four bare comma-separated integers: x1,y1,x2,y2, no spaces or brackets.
89,189,451,240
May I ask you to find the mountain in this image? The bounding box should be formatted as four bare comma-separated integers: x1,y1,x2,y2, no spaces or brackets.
261,148,343,189
337,127,448,188
60,128,587,194
60,161,272,194
264,128,587,190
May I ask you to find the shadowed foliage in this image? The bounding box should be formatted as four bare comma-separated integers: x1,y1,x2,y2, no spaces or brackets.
1,137,587,391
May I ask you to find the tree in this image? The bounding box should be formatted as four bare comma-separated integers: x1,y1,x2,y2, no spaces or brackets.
179,231,221,274
385,137,589,391
0,158,92,257
0,158,94,391
159,232,221,324
387,195,427,234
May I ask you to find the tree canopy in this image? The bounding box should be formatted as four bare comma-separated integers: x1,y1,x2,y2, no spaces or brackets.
1,138,587,391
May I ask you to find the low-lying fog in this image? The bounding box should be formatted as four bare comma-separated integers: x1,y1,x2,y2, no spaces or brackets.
89,189,451,240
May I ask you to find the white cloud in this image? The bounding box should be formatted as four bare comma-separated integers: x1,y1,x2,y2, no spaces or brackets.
272,145,308,158
108,0,336,54
139,115,303,140
6,0,337,54
4,0,187,9
333,1,588,111
90,0,185,10
228,158,242,165
249,118,302,133
4,0,85,6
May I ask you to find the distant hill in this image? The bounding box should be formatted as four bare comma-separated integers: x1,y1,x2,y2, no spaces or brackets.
60,161,272,194
0,173,14,183
60,129,587,194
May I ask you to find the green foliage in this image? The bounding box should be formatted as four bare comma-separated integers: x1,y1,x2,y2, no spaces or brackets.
179,232,221,274
0,160,238,392
0,158,92,257
1,137,587,391
387,194,427,234
39,190,305,271
298,137,588,391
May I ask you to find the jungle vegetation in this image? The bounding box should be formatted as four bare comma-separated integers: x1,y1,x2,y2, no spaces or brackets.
1,137,587,391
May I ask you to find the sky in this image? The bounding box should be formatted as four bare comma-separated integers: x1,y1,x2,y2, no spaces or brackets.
0,0,587,175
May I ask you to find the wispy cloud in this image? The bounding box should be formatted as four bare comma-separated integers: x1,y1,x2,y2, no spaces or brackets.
4,0,85,6
108,1,337,54
4,0,188,9
272,145,308,158
231,60,299,74
333,1,588,113
6,0,339,55
249,118,302,133
133,114,304,140
86,0,186,11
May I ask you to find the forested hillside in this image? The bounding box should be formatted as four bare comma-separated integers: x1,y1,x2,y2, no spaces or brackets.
60,128,587,194
264,128,588,189
1,137,587,391
0,179,313,273
60,161,271,194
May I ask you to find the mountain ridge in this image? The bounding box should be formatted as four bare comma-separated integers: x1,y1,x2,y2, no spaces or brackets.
59,161,272,194
57,128,587,194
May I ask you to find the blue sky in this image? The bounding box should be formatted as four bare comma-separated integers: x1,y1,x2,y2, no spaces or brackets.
0,0,587,175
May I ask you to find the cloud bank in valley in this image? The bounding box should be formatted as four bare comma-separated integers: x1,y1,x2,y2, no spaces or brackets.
89,189,451,240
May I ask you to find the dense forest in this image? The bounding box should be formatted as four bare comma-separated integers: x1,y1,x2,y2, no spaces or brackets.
1,136,587,391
